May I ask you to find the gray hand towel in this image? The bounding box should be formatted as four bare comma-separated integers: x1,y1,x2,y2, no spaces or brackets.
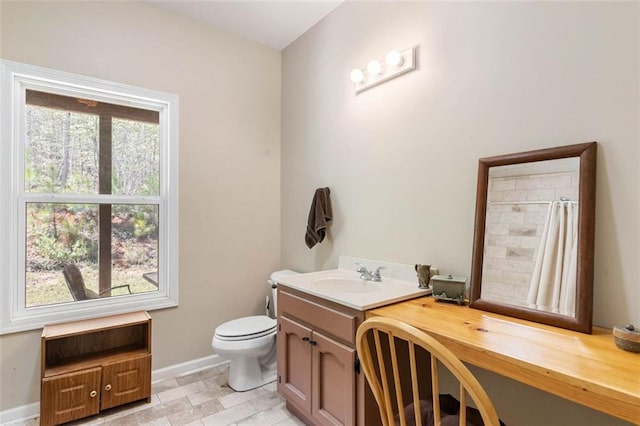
305,187,332,249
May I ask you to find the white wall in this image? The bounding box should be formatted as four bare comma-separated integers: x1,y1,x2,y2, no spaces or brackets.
281,2,638,425
0,1,281,412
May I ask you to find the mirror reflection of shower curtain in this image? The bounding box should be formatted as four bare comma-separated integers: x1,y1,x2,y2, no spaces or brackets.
527,201,578,316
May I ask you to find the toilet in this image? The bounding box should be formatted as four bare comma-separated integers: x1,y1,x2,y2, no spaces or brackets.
211,269,298,391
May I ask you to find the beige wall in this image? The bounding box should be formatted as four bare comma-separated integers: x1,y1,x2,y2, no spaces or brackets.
0,1,281,412
282,2,638,425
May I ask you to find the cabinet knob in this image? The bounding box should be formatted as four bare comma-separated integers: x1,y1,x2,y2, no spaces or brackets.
105,384,112,391
302,337,310,342
90,390,97,398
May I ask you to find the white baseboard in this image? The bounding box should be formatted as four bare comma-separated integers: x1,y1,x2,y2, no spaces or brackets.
152,354,228,383
0,354,229,425
0,402,40,425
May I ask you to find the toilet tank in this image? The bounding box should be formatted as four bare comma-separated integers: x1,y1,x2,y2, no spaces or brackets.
269,269,298,317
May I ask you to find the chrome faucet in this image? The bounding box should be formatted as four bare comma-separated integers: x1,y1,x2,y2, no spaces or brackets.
355,263,386,282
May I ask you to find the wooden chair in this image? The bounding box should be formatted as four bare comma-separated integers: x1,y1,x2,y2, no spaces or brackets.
62,264,131,301
356,317,500,426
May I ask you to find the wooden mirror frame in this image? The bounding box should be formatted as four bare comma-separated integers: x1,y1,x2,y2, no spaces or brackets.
469,142,597,333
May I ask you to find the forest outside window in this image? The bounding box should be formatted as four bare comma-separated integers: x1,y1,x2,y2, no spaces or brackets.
1,61,179,333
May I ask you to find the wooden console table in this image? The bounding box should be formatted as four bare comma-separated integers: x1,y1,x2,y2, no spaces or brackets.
367,297,640,424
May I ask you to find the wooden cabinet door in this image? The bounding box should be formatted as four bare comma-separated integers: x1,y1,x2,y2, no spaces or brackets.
100,353,151,410
40,367,101,426
311,331,356,426
278,316,313,415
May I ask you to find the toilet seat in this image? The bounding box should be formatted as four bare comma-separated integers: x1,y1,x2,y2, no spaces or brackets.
215,315,277,341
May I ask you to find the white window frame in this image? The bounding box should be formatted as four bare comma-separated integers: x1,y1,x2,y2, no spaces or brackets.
0,60,179,334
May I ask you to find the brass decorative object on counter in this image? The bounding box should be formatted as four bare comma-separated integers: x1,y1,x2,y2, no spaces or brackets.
415,264,432,289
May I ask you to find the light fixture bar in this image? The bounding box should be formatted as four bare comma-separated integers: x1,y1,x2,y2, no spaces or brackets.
352,47,417,94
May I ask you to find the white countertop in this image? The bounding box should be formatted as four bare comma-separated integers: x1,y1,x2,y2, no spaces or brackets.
276,268,431,311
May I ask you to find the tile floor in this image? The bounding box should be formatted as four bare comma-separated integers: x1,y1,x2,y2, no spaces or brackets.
16,363,306,426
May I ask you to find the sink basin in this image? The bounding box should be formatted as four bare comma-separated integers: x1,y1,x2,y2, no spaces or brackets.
275,266,431,311
312,277,381,294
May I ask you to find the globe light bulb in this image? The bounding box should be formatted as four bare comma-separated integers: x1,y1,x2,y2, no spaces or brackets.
350,68,364,84
367,60,382,75
385,50,403,67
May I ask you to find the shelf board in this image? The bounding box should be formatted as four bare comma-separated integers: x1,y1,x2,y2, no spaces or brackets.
42,311,151,339
43,346,150,378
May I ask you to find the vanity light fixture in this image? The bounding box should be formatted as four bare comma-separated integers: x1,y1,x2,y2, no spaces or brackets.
350,47,417,94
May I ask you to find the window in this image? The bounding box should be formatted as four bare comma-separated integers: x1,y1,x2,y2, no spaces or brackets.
1,60,179,333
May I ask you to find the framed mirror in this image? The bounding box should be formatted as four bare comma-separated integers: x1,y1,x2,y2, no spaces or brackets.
469,142,597,333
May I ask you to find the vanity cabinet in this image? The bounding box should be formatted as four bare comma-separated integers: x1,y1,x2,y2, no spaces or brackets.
278,287,375,426
40,311,152,426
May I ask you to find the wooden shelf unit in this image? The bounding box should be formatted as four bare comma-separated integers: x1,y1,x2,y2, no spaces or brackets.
40,311,152,426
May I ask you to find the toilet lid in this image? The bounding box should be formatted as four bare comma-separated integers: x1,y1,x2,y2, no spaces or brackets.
215,315,277,341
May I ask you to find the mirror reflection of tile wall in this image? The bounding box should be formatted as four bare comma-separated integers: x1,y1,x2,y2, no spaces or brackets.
482,168,579,306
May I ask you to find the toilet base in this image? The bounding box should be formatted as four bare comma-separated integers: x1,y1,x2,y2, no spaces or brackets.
228,358,276,392
213,331,277,392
